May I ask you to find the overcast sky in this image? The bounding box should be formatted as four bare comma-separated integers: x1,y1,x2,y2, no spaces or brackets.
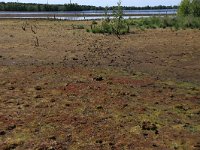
2,0,182,7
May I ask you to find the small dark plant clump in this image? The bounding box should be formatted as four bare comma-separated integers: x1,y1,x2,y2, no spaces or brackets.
93,76,104,81
0,130,6,136
142,121,159,134
35,85,42,91
22,21,28,31
33,36,39,47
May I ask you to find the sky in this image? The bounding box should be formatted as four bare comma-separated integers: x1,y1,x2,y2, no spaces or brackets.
2,0,182,7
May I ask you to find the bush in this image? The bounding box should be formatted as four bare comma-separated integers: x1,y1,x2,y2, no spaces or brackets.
178,0,191,17
191,0,200,17
89,0,130,37
178,0,200,17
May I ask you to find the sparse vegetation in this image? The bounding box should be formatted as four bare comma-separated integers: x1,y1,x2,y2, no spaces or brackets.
34,36,39,47
21,21,40,47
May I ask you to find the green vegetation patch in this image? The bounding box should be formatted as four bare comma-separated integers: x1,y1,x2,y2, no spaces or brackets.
88,1,130,37
126,16,200,30
178,0,200,17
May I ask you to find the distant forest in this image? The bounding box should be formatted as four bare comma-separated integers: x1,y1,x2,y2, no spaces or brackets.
0,2,178,11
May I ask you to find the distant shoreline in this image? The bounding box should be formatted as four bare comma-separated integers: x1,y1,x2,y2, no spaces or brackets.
0,2,178,12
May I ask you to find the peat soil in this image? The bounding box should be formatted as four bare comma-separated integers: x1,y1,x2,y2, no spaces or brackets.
0,20,200,149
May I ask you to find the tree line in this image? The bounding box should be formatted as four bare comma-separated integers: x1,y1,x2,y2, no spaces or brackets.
0,2,178,11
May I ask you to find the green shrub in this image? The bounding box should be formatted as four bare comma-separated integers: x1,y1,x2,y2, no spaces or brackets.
101,20,113,34
191,0,200,17
178,0,200,17
182,16,200,28
89,0,130,37
178,0,191,17
86,29,90,32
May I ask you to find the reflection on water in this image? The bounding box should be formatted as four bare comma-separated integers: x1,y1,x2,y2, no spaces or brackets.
57,16,152,20
0,16,150,20
0,9,177,20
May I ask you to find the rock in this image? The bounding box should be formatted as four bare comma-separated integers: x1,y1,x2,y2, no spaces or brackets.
5,143,19,150
96,106,103,110
109,142,114,146
173,119,182,124
49,136,56,140
50,99,56,102
34,128,40,133
123,104,128,108
34,86,42,91
142,121,158,131
34,95,43,99
65,104,70,107
96,140,103,144
7,125,16,131
94,76,103,81
194,142,200,148
130,94,137,97
65,134,72,143
0,130,6,136
152,144,158,147
143,133,148,138
8,86,15,90
107,81,113,85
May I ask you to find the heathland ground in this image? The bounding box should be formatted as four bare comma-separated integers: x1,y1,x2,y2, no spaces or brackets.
0,19,200,149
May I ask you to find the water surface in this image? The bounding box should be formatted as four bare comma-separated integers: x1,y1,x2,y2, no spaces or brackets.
0,9,177,20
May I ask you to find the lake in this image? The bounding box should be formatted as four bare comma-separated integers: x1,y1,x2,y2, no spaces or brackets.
0,9,177,20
